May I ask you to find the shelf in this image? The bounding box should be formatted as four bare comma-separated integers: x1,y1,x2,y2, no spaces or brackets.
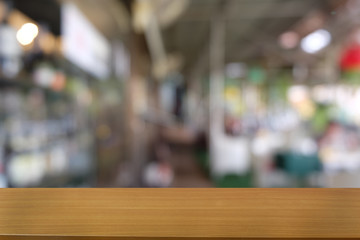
0,189,360,239
0,78,38,89
0,78,70,99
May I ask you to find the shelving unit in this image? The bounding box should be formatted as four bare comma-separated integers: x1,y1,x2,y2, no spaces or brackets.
0,77,95,187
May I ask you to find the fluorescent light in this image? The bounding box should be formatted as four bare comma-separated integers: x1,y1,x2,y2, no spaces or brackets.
16,23,38,46
301,29,331,54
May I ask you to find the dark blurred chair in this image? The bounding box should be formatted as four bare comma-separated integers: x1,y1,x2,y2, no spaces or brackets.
275,151,322,187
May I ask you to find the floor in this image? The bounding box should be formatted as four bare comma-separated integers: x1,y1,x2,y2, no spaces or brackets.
170,147,213,187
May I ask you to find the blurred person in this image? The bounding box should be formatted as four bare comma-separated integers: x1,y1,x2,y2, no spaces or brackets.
318,122,360,172
224,115,242,136
143,140,174,187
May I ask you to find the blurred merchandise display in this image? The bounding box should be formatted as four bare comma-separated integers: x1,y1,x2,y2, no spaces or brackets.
0,21,22,78
0,1,99,187
0,77,96,187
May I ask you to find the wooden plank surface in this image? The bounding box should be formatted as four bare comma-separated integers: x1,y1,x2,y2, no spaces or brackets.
0,189,360,239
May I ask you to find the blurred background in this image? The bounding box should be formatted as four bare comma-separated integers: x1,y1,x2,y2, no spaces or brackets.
2,0,360,187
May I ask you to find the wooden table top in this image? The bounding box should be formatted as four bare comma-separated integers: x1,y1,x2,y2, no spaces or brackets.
0,188,359,239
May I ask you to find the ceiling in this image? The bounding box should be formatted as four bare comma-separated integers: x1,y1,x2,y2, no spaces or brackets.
13,0,61,35
161,0,348,75
12,0,130,39
11,0,353,79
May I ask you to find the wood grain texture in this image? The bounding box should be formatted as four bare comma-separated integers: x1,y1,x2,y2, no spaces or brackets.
0,189,360,239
